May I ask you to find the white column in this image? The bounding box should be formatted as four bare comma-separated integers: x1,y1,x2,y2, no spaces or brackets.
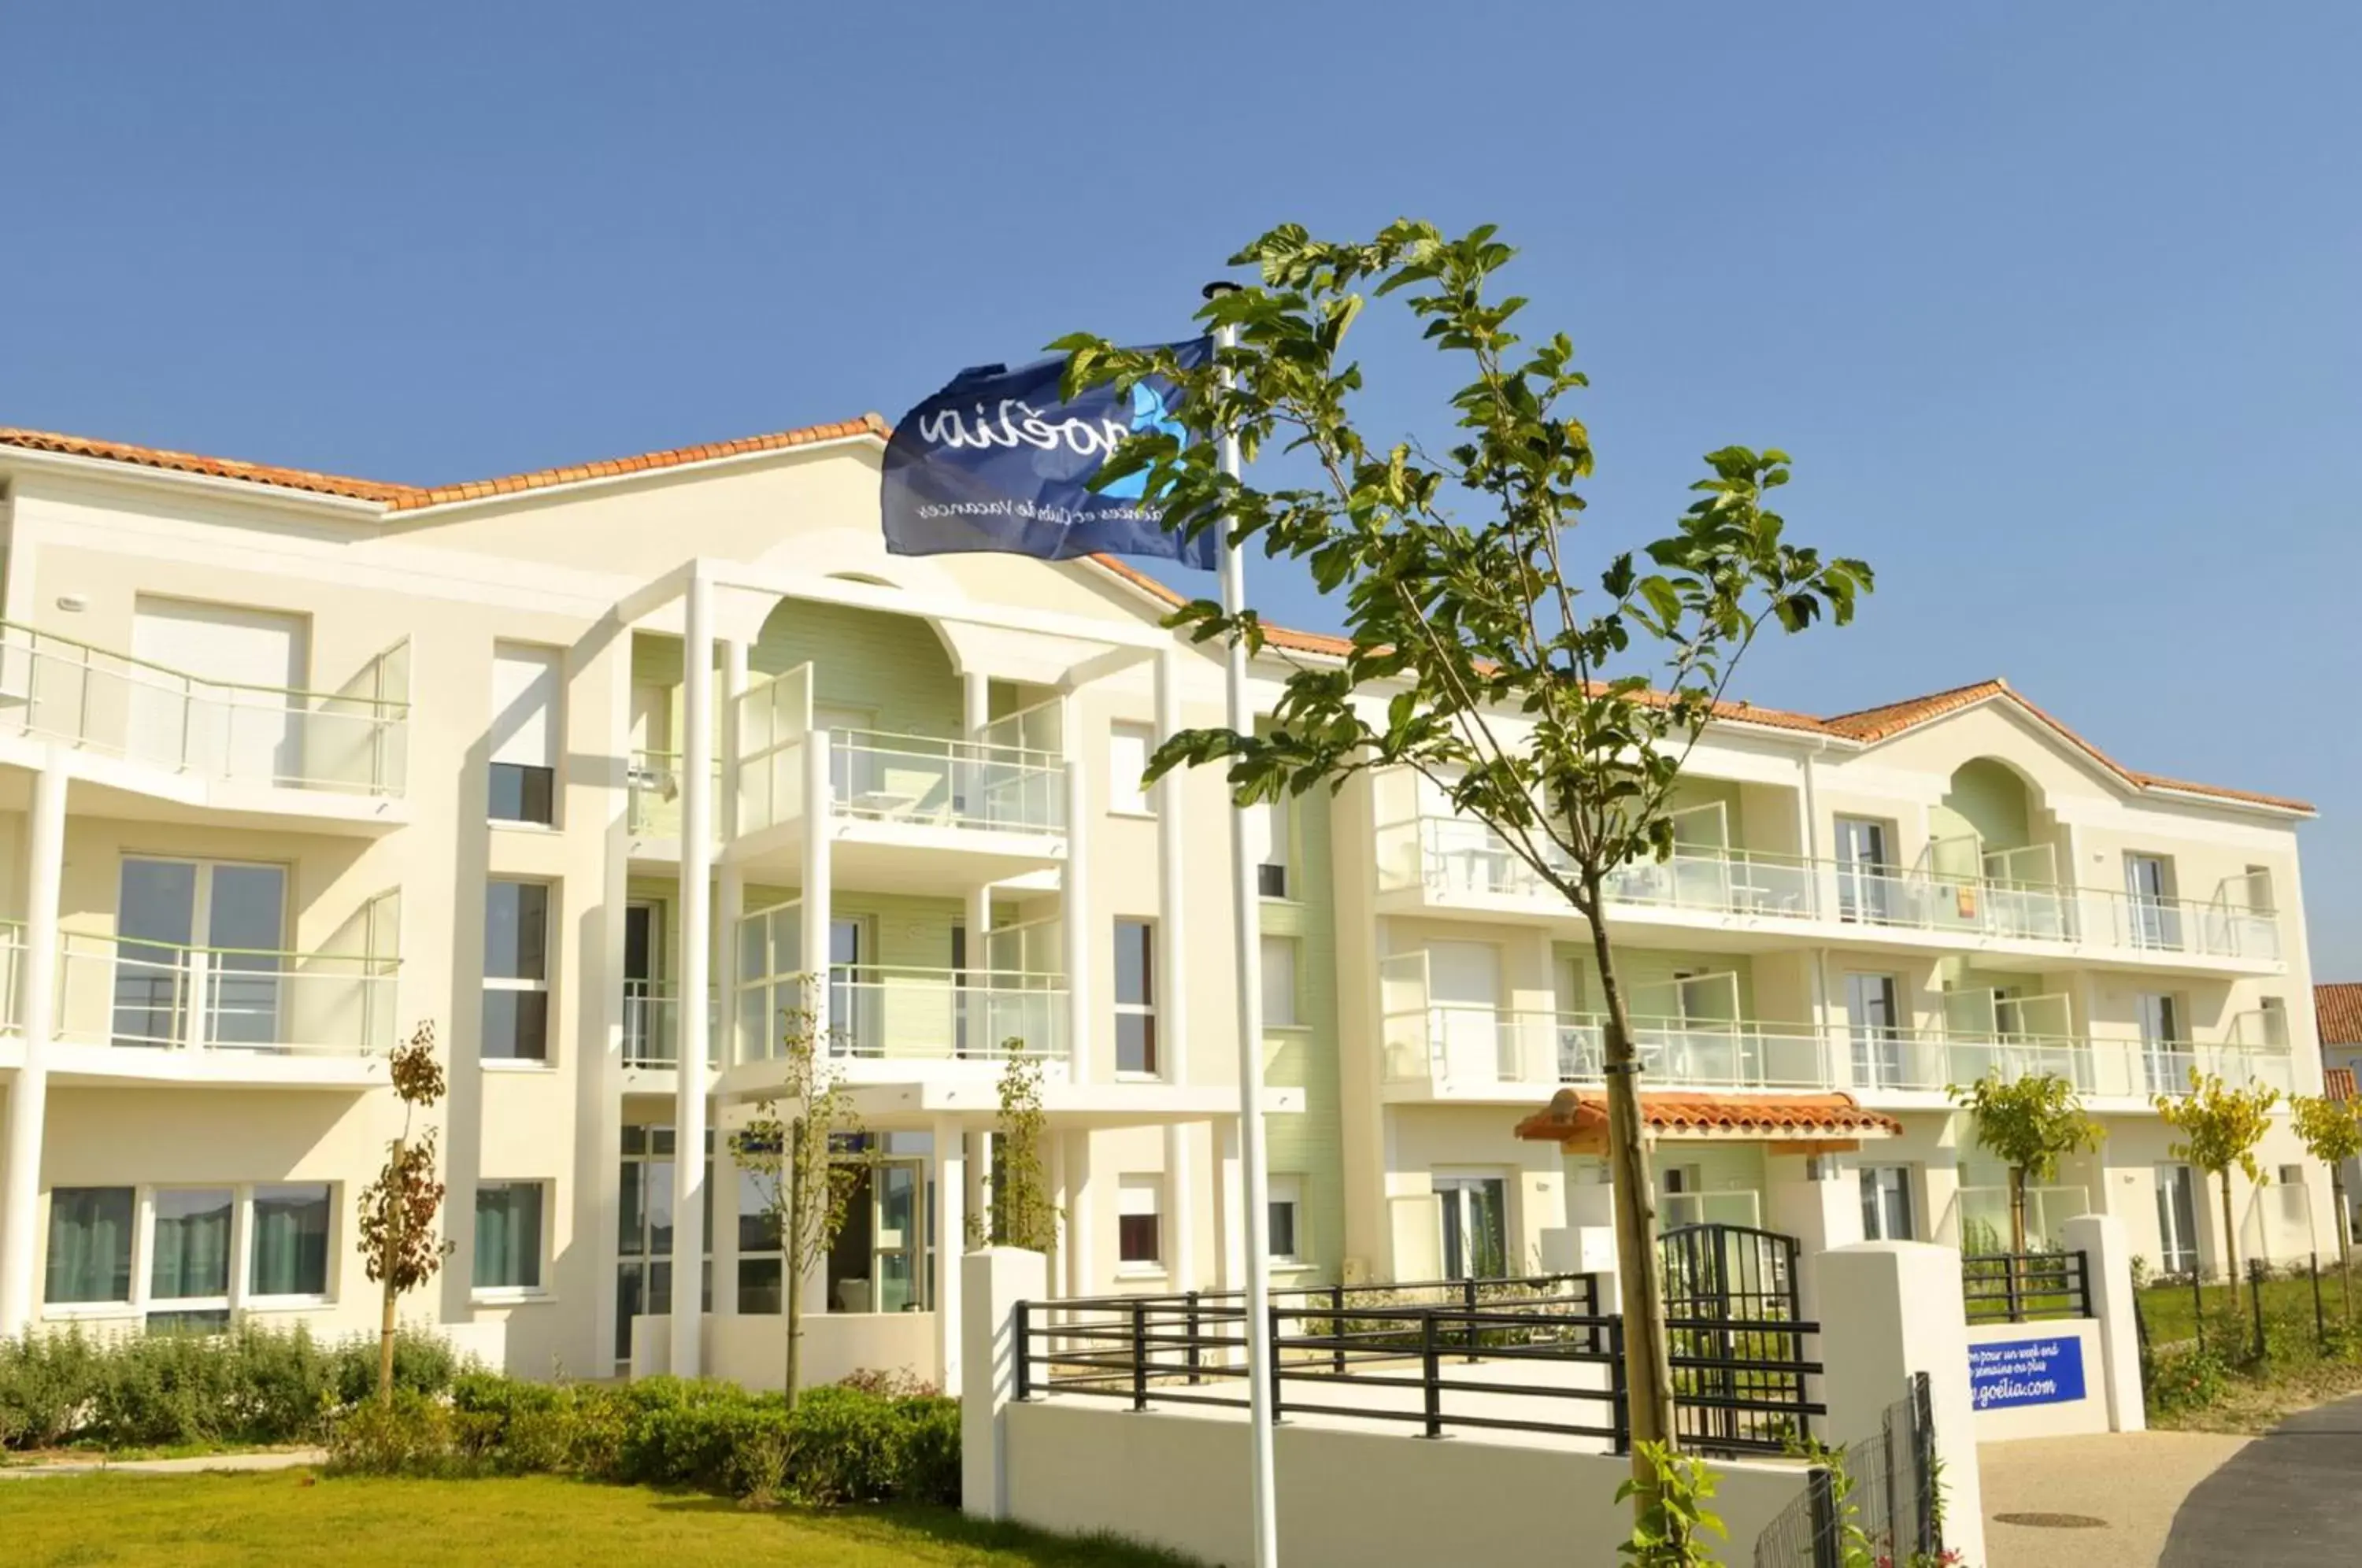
0,752,68,1336
801,733,833,1031
966,1131,991,1241
935,1115,965,1390
1155,651,1196,1289
1060,752,1090,1085
961,1245,1049,1523
1064,1130,1096,1296
1216,1117,1246,1289
672,574,713,1378
718,639,747,1067
963,673,993,962
1820,1243,1987,1568
2063,1212,2146,1432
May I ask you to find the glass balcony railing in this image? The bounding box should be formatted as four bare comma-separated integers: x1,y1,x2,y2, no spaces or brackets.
1400,817,2283,963
735,726,1066,839
1383,1003,2299,1103
620,980,720,1069
54,933,398,1057
0,621,409,797
1384,1005,1830,1093
732,964,1067,1067
625,750,721,841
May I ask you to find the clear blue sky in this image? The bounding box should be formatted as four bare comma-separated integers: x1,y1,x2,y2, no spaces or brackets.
5,4,2356,969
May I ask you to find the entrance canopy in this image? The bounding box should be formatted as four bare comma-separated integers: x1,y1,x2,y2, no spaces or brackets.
1514,1088,1902,1156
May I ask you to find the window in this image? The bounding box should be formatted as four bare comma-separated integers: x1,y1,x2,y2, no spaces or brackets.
1246,795,1290,899
490,644,561,826
128,597,305,783
483,880,553,1061
1114,918,1157,1075
737,1165,784,1316
45,1188,134,1304
615,1124,716,1364
1261,935,1299,1028
1435,1176,1509,1281
2138,993,2188,1096
114,857,288,1050
1860,1167,1915,1241
2124,853,2182,949
46,1184,329,1315
150,1188,235,1310
1268,1174,1304,1263
1108,722,1154,815
1834,817,1893,923
250,1184,332,1297
1846,973,1903,1089
1117,1177,1163,1268
475,1182,546,1293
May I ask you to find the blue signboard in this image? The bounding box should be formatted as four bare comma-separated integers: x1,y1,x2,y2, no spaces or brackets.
1968,1335,2087,1410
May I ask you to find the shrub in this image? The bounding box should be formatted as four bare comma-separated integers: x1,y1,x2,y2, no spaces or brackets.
324,1389,455,1475
894,1395,962,1507
2145,1344,2229,1415
331,1329,457,1407
0,1329,102,1450
782,1384,904,1505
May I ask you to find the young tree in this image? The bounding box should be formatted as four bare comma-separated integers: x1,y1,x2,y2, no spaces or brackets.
1948,1071,2106,1255
2157,1072,2282,1315
730,986,864,1407
984,1051,1060,1254
1057,221,1871,1485
2290,1092,2362,1319
356,1021,454,1405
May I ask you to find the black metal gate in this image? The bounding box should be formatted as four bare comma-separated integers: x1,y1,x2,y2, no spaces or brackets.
1658,1222,1812,1452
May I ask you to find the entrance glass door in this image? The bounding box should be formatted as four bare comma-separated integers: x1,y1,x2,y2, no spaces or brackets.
623,902,663,1064
113,859,287,1048
1847,973,1904,1089
825,1145,927,1313
2139,993,2190,1096
1435,1175,1509,1280
2155,1163,2201,1276
1834,818,1892,925
2126,854,2181,950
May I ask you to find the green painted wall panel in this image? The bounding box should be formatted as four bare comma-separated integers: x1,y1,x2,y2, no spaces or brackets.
1261,786,1347,1284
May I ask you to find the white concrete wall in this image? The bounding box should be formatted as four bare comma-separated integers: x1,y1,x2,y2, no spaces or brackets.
628,1310,940,1391
1003,1400,1812,1568
1965,1318,2109,1440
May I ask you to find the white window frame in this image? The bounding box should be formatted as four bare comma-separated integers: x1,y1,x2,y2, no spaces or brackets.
489,642,565,829
41,1182,339,1322
1248,794,1293,900
1106,721,1156,817
1113,917,1159,1078
483,878,555,1068
1859,1165,1916,1241
1267,1174,1306,1267
472,1178,553,1303
1261,934,1301,1030
1116,1175,1164,1274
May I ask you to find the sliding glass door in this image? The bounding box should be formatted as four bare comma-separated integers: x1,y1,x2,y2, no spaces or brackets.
113,858,287,1049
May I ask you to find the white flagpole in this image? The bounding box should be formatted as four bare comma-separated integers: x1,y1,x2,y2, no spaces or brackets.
1205,281,1280,1567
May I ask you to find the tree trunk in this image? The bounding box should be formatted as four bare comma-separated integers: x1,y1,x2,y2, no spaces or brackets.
1583,893,1676,1495
2219,1169,2241,1321
784,1126,805,1411
378,1135,404,1407
2335,1166,2354,1322
2008,1167,2028,1256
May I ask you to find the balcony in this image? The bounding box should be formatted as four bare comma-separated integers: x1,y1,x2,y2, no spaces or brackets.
1383,815,2285,971
620,980,720,1070
0,621,409,803
1375,1000,2299,1108
43,932,397,1085
1381,1004,1831,1102
1845,1028,2297,1102
626,750,720,844
731,965,1067,1077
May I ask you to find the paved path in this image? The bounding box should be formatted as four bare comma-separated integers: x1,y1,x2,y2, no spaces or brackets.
0,1448,323,1480
1980,1431,2250,1568
2160,1392,2362,1565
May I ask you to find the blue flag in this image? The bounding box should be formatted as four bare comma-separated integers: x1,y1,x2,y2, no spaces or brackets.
880,337,1216,568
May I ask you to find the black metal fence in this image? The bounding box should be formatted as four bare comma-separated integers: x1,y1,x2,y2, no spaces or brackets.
1752,1373,1939,1568
1962,1250,2090,1324
1014,1272,1823,1455
1661,1225,1812,1452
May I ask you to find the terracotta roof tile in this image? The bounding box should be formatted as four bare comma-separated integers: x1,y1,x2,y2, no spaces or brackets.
0,422,2314,815
2327,1067,2356,1103
2316,984,2362,1048
1513,1089,1902,1148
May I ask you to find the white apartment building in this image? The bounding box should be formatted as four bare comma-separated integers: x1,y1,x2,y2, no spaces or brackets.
0,417,2330,1392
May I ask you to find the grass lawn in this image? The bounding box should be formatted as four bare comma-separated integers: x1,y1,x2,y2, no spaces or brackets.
0,1471,1199,1568
2137,1263,2362,1433
2136,1265,2359,1350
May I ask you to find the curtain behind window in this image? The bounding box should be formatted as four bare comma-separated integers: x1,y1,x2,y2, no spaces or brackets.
151,1189,234,1300
46,1188,135,1304
250,1185,331,1296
